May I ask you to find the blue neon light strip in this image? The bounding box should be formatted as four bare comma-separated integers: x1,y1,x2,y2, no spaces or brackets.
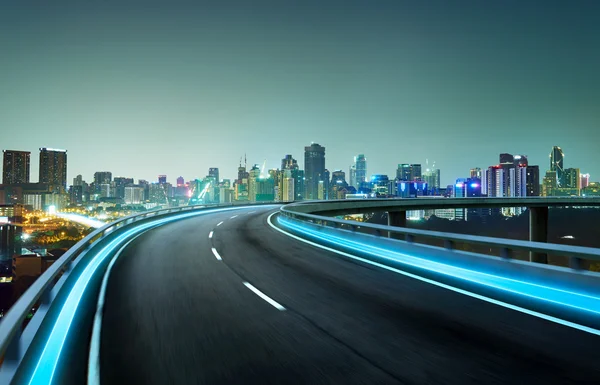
278,216,600,317
27,207,247,385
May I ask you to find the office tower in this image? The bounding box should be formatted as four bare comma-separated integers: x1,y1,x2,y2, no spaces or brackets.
282,173,295,202
100,184,111,198
550,146,564,185
295,170,305,200
542,171,558,196
499,153,514,164
248,165,261,202
124,186,145,204
410,164,422,181
470,168,482,179
149,183,168,204
69,185,83,205
3,150,30,184
513,154,528,167
113,177,134,199
281,155,298,171
349,165,357,189
330,170,348,199
370,175,390,196
208,168,219,182
73,175,83,187
354,154,367,187
526,166,540,196
454,178,482,220
562,168,580,189
396,164,411,181
176,176,185,186
94,172,112,194
39,148,67,192
581,173,590,189
158,175,167,184
304,143,325,200
256,176,275,201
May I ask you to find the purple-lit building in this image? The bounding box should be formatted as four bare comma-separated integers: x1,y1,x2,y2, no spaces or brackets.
396,180,428,198
454,178,483,220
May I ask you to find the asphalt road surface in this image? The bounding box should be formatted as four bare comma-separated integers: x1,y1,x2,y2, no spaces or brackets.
99,206,600,384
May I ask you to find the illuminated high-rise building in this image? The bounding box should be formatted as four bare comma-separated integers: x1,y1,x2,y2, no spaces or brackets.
176,176,185,186
354,154,367,187
3,150,30,185
396,164,411,181
542,170,558,196
113,177,134,199
248,165,261,202
281,155,298,170
208,168,219,182
304,143,325,200
158,175,167,184
580,173,590,189
124,186,145,204
423,168,440,191
39,148,67,192
410,164,422,181
550,146,564,186
526,166,540,196
562,168,580,189
470,167,482,179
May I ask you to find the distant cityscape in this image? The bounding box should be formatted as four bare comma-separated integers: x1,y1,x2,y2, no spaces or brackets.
0,144,598,218
0,143,598,304
0,143,599,213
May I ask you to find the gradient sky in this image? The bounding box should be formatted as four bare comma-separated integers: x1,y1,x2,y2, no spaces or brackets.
1,1,599,186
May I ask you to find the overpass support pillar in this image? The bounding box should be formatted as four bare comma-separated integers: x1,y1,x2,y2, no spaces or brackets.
387,210,406,239
529,206,548,264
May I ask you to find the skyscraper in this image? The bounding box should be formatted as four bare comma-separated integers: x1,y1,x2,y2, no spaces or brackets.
396,164,411,181
470,167,482,179
423,168,441,194
94,172,112,186
158,175,167,184
581,173,590,189
354,154,367,187
248,165,261,202
410,164,422,181
281,154,303,201
94,172,112,195
550,146,564,185
542,170,558,196
281,155,298,170
3,150,30,184
208,168,219,182
526,166,540,196
39,148,67,192
563,168,580,189
304,143,325,200
349,165,357,189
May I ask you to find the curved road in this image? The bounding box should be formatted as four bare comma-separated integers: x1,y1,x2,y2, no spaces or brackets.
99,206,600,384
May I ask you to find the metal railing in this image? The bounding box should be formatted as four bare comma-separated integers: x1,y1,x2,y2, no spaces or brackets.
0,201,278,375
280,205,600,269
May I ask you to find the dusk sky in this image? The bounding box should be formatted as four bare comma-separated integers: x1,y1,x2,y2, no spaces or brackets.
1,1,599,186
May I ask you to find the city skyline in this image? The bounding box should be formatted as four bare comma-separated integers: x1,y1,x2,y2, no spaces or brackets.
0,143,591,188
1,1,599,186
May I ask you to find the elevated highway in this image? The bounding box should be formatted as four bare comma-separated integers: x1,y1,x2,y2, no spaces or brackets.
1,199,599,384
